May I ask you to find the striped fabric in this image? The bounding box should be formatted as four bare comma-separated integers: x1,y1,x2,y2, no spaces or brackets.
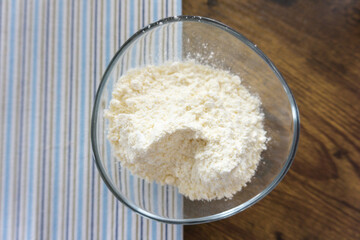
0,0,182,239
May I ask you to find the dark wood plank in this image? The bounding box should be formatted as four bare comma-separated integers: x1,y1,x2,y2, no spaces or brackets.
183,0,360,239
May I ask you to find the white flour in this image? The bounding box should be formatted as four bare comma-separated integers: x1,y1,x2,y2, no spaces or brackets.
105,61,267,200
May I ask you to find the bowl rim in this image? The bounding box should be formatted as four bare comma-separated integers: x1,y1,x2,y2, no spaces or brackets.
91,15,300,225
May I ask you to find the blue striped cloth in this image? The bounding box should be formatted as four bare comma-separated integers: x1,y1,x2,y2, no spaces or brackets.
0,0,182,239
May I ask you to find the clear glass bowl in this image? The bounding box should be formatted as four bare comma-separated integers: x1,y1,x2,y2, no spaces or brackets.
91,16,300,224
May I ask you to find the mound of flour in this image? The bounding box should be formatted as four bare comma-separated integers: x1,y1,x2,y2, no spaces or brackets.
105,61,267,201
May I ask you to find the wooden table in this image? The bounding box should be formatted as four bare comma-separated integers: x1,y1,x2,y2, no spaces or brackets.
183,0,360,239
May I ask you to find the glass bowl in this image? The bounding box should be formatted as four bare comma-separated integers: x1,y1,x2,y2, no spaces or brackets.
91,16,300,224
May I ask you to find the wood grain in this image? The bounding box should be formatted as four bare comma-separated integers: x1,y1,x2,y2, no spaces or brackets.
183,0,360,239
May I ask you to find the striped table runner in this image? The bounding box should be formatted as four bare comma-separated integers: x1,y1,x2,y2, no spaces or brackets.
0,0,182,239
